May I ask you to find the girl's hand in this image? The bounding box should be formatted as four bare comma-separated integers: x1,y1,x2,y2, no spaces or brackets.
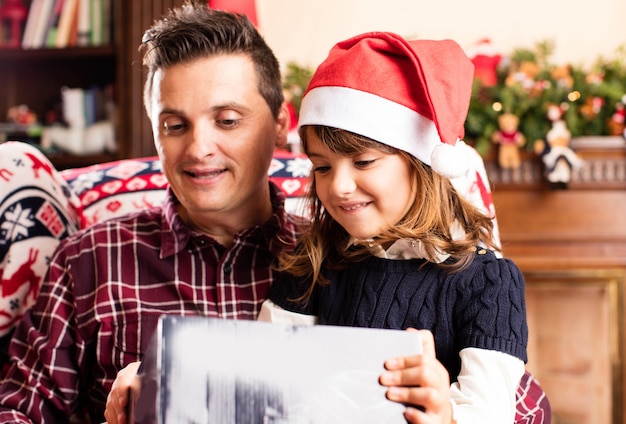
379,329,455,424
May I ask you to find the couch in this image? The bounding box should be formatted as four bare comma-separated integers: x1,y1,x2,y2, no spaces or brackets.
0,142,311,356
0,141,550,422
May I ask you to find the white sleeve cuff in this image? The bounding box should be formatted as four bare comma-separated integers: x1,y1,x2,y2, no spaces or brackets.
449,347,525,424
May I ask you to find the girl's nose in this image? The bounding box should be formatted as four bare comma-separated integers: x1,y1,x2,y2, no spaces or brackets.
329,168,357,196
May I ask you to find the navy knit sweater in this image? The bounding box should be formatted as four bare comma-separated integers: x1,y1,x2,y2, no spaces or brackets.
268,248,528,381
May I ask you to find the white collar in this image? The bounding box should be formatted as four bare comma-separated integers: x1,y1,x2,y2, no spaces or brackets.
347,221,466,263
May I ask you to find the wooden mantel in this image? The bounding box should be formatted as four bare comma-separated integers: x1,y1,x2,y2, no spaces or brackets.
494,189,626,269
487,136,626,424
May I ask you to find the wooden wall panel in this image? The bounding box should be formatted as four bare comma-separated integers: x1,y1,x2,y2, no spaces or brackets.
490,150,626,423
116,0,187,159
525,271,623,424
493,190,626,270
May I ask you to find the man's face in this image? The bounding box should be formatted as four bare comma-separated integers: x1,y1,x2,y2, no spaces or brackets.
148,55,288,232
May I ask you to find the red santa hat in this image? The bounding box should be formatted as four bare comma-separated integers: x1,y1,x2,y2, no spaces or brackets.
299,32,475,178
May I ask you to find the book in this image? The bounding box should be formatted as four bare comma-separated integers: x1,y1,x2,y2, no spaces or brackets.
76,0,91,46
67,0,81,47
55,0,78,48
83,85,99,126
102,0,111,45
61,86,86,127
30,0,56,48
21,0,44,48
130,316,422,424
44,0,65,47
90,0,102,45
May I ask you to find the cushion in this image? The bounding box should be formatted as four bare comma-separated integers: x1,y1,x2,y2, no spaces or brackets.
60,157,168,228
60,151,312,228
268,150,312,215
0,142,80,348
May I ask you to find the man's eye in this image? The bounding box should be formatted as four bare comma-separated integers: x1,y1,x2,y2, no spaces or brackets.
216,119,241,129
162,120,186,135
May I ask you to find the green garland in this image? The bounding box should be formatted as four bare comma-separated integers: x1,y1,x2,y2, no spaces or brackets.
467,41,626,154
283,40,626,156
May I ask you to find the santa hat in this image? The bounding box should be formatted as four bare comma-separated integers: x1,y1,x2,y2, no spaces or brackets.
299,32,475,178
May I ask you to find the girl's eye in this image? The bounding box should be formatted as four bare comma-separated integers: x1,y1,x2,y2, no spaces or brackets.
355,159,375,168
313,165,331,173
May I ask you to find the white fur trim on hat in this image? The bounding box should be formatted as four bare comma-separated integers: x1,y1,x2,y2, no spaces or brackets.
300,86,469,177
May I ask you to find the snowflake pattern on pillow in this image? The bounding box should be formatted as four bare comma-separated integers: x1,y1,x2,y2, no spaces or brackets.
0,142,80,339
61,157,168,228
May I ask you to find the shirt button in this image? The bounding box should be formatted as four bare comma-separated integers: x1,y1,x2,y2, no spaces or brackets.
223,265,232,274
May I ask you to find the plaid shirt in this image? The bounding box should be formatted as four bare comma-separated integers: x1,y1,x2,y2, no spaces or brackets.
0,184,301,423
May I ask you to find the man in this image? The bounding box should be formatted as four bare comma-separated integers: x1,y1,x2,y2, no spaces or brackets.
0,3,300,422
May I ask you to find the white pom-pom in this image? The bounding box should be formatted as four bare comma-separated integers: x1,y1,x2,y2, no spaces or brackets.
430,142,470,179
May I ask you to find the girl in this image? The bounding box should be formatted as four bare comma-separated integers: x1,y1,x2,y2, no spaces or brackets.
260,32,540,423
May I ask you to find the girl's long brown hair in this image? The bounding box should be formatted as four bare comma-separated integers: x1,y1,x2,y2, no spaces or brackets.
277,125,498,303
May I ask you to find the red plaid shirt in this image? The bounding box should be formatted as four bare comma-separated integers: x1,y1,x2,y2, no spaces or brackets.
0,184,301,423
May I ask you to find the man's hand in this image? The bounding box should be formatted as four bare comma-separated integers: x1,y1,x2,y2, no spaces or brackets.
379,329,455,424
104,361,142,424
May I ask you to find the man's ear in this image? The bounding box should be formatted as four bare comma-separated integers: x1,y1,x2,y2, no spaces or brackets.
275,102,291,149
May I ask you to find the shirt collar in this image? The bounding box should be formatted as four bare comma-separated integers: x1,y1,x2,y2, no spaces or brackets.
159,183,303,258
347,220,466,263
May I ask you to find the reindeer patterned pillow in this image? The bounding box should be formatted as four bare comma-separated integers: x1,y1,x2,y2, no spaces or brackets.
0,142,81,352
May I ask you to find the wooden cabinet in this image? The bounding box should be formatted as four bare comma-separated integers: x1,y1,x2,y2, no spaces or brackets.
0,0,187,167
488,137,626,424
0,0,121,169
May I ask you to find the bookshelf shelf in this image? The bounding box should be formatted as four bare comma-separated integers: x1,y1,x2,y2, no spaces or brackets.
0,45,115,61
45,151,119,170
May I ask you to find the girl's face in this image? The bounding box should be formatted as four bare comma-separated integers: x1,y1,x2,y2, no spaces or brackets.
306,131,417,240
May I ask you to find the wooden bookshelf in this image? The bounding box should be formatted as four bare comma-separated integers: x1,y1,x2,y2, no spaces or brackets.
0,0,117,168
0,0,187,168
0,46,116,119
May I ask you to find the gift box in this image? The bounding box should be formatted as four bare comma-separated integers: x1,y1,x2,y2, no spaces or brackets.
131,316,421,424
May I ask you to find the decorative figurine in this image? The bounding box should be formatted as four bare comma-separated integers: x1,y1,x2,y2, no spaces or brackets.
534,105,583,189
491,112,525,170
